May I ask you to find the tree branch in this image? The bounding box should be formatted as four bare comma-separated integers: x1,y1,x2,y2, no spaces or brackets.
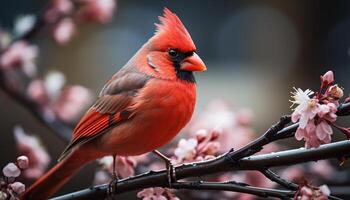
260,169,298,190
50,103,350,199
172,181,294,199
51,131,350,199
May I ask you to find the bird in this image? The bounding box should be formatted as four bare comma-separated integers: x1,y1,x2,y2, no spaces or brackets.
21,7,206,199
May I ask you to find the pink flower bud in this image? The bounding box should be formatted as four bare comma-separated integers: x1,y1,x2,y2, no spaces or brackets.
3,163,21,178
10,182,25,194
327,85,344,99
53,18,75,44
195,129,208,142
17,156,29,169
321,71,334,86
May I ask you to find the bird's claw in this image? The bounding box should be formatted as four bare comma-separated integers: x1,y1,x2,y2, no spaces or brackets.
107,173,118,198
165,159,177,188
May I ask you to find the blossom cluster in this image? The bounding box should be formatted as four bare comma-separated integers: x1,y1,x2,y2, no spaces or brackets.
291,71,348,148
173,129,220,164
14,126,51,180
137,187,179,200
0,156,29,200
46,0,116,44
296,183,330,200
27,71,93,123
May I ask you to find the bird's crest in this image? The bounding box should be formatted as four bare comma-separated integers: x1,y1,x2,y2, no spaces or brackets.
152,8,196,52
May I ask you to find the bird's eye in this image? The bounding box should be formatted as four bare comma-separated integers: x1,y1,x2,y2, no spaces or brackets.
168,49,179,58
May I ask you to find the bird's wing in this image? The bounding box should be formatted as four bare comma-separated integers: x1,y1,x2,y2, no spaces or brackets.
58,71,150,161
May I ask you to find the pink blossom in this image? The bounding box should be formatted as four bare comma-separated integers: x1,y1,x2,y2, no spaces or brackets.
16,156,29,170
174,138,197,163
52,85,93,122
54,0,73,14
298,184,329,200
14,126,51,179
9,182,25,194
317,103,337,122
93,170,110,185
78,0,116,24
290,88,317,128
137,187,179,200
186,100,256,152
44,71,66,101
45,0,73,23
291,88,338,148
326,84,344,100
26,79,47,105
2,163,20,178
0,41,38,76
195,129,220,159
53,18,75,44
310,160,334,180
315,121,332,143
137,188,167,200
236,108,254,126
320,70,334,87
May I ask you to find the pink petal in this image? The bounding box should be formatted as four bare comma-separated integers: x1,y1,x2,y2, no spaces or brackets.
321,71,334,86
53,18,75,44
299,114,309,129
17,156,29,169
295,128,305,141
153,187,165,196
291,112,300,123
10,182,25,194
316,121,332,141
2,163,20,177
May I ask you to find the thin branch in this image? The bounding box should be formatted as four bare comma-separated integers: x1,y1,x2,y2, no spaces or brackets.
238,140,350,170
51,139,350,200
260,169,298,190
172,181,295,199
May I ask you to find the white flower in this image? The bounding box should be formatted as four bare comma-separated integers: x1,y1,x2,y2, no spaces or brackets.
319,185,330,196
14,15,36,36
0,41,38,76
17,156,29,169
44,71,66,100
290,87,314,108
174,138,197,162
2,163,20,178
290,88,319,128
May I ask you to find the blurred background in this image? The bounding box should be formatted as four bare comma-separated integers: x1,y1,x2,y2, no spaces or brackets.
1,0,350,198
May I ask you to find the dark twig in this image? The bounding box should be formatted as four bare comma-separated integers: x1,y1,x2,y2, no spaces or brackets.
172,181,295,199
260,169,298,190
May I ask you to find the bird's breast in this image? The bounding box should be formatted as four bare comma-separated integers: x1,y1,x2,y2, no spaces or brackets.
100,79,197,156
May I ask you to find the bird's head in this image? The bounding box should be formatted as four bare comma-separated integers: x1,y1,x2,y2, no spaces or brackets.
137,8,206,82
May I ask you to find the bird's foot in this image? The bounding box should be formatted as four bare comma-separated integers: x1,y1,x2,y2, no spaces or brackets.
107,172,118,198
165,159,177,188
153,150,177,188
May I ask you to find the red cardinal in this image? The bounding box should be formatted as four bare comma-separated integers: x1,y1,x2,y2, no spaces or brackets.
21,8,206,199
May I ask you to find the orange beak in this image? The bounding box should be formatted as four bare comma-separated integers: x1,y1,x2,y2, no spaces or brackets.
180,53,207,72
